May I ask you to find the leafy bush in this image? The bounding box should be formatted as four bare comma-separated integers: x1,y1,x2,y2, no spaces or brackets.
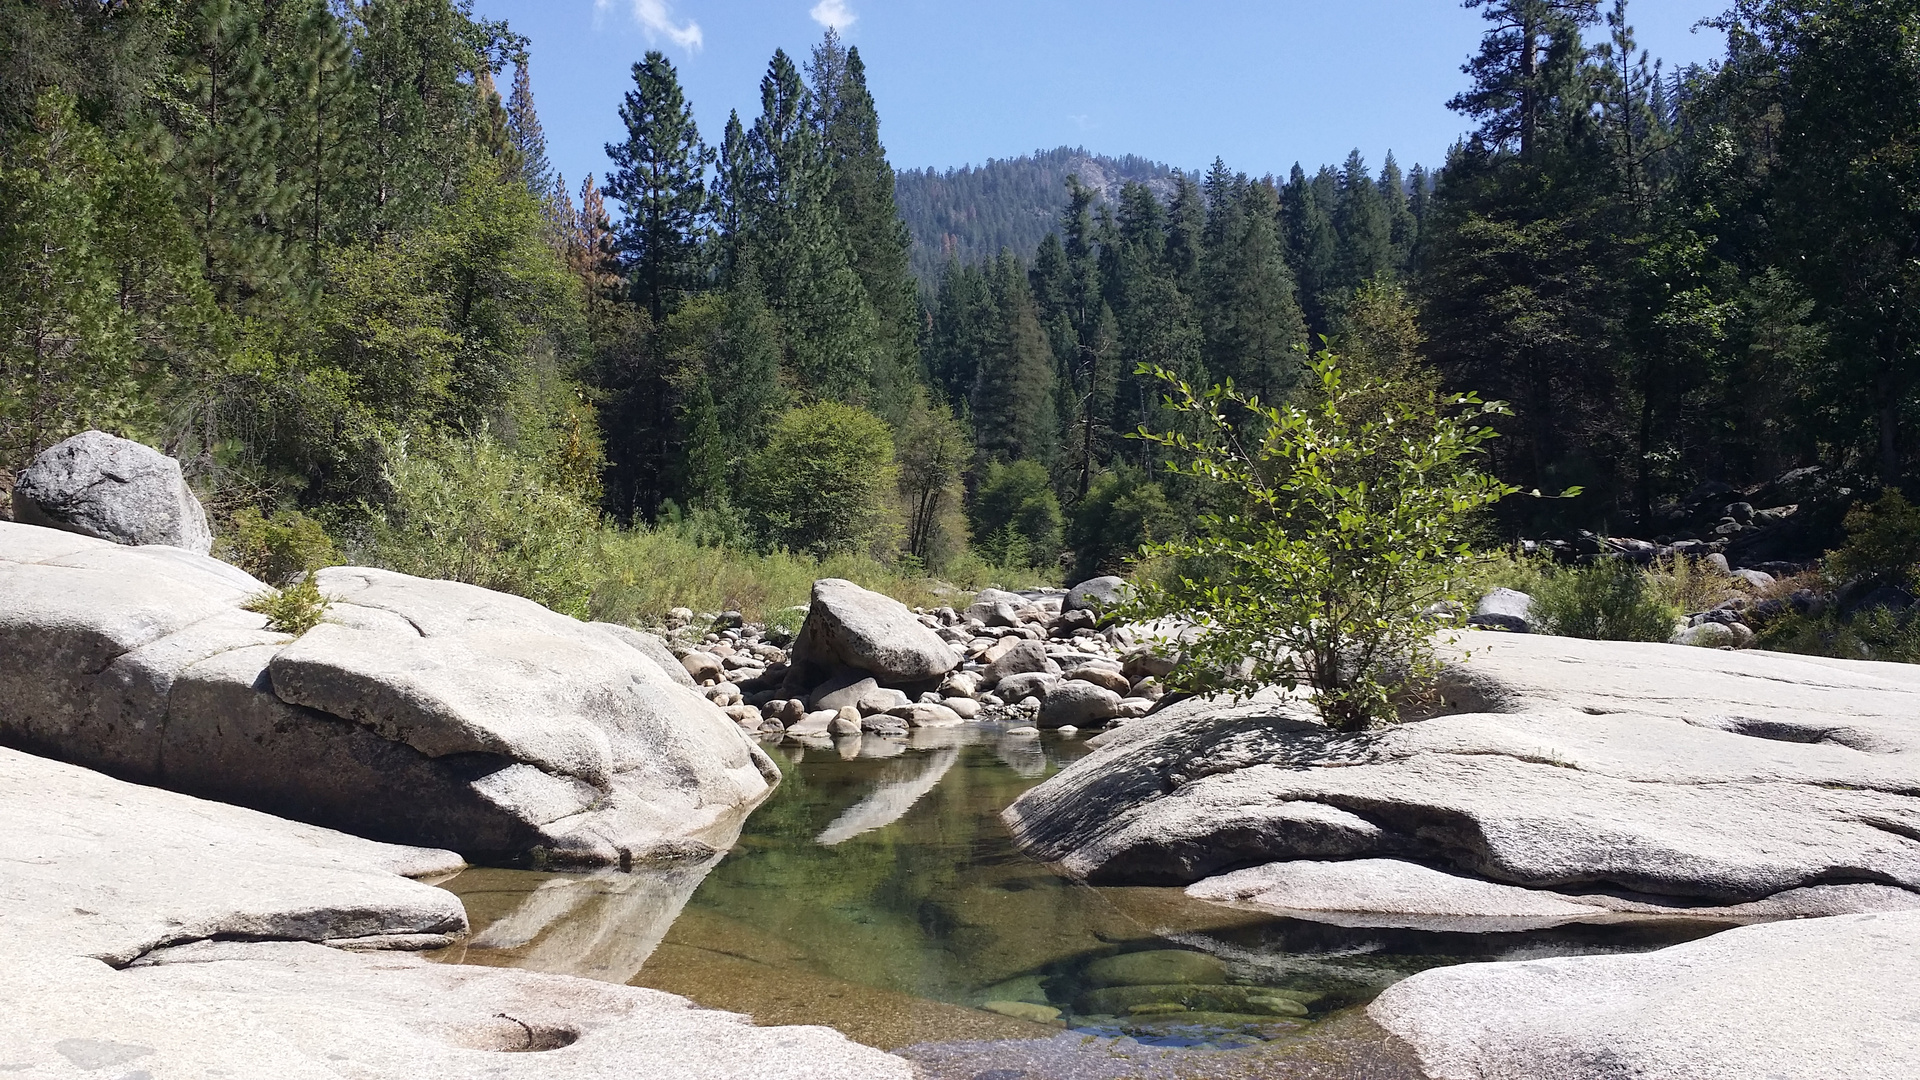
1827,489,1920,588
1531,559,1680,641
1067,466,1177,583
1121,350,1519,732
219,507,342,585
244,575,331,636
741,402,898,557
368,433,600,618
969,459,1062,569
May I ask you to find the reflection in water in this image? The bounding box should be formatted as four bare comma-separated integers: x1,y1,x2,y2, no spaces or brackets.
816,748,960,845
434,722,1726,1069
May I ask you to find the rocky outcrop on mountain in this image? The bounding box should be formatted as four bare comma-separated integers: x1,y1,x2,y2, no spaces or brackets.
10,430,212,553
0,745,909,1080
1369,910,1920,1080
1004,631,1920,919
0,522,777,868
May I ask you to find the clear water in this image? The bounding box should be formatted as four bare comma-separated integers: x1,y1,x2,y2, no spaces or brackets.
432,723,1723,1075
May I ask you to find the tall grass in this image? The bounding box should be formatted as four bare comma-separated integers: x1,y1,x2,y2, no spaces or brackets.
586,526,1053,626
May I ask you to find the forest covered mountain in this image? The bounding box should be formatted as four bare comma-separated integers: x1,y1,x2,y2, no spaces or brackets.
894,148,1190,285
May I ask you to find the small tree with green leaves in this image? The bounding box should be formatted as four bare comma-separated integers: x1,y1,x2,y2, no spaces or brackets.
1123,349,1521,731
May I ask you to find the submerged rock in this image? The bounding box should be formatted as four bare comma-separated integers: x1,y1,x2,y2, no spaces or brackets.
1083,949,1227,988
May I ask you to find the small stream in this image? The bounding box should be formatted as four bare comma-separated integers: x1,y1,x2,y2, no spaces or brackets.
432,724,1722,1078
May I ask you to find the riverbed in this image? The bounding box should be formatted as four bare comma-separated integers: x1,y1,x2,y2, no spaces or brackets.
431,723,1720,1077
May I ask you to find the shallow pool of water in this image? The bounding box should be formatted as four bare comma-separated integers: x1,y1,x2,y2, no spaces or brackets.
433,723,1722,1075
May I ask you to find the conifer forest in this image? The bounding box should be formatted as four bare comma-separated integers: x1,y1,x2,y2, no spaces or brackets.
3,0,1918,615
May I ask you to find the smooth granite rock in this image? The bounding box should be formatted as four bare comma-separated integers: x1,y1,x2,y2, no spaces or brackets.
10,431,213,553
983,639,1060,685
1005,632,1920,909
1370,910,1920,1080
0,746,909,1080
0,525,778,868
788,578,959,687
1064,575,1129,613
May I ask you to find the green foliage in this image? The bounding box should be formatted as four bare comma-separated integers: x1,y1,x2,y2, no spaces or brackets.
895,395,972,566
1756,605,1920,664
1122,350,1520,731
244,574,332,636
369,432,601,618
0,91,207,469
968,460,1062,570
742,402,898,557
1067,466,1176,583
1827,489,1920,589
220,507,342,585
1530,559,1680,641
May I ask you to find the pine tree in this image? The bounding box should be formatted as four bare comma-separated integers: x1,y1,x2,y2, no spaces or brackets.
1379,152,1419,271
1451,0,1605,160
603,50,710,325
1283,163,1341,337
746,47,880,403
972,253,1059,467
175,0,290,302
506,56,568,232
810,35,920,418
1334,150,1393,298
1202,178,1307,404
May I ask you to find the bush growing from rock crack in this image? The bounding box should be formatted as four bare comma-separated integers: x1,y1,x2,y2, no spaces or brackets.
1120,349,1524,732
245,575,331,636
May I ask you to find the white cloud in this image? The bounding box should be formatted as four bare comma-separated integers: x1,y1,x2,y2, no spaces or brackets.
595,0,704,51
810,0,856,30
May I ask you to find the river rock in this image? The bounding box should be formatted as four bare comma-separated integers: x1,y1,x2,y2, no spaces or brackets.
1004,631,1920,910
1370,910,1920,1080
984,639,1060,684
943,696,982,720
1065,575,1129,613
0,746,912,1080
1084,949,1227,988
1189,859,1617,932
1065,665,1132,695
0,525,778,869
680,650,724,683
1037,680,1123,728
9,430,213,554
788,578,959,687
994,671,1058,704
889,702,965,728
1468,588,1533,632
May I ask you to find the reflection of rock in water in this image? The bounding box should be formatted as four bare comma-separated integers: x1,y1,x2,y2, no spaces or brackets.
449,809,755,984
995,734,1048,778
816,748,961,846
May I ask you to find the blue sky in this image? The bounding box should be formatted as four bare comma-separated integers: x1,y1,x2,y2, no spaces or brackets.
472,0,1732,194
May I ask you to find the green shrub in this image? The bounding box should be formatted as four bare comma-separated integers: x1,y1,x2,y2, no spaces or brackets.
1067,465,1177,583
244,575,331,636
741,402,898,558
1531,559,1680,641
1121,350,1520,732
368,433,600,617
220,507,342,585
969,459,1062,569
1827,489,1920,588
1757,606,1920,663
